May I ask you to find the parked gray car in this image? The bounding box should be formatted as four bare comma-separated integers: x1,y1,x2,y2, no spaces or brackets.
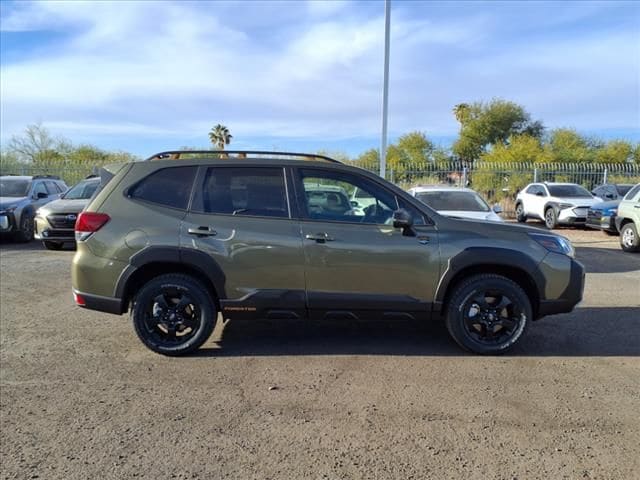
34,177,100,250
0,175,68,242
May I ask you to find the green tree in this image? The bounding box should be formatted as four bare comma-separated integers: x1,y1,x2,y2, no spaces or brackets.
452,99,544,161
545,129,596,163
208,124,233,150
634,144,640,164
480,134,550,164
397,131,435,164
595,140,634,164
8,122,62,163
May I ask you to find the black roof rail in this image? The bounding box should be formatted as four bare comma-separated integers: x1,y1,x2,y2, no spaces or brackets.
145,150,341,164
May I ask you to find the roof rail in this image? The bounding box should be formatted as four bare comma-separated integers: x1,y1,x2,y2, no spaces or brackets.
145,150,341,164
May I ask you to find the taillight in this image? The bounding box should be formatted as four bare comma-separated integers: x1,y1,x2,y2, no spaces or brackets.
73,291,86,307
75,212,110,241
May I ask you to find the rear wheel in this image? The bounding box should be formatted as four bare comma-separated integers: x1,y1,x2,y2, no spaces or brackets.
131,274,216,356
515,203,527,223
544,207,557,229
620,223,640,252
43,241,64,250
15,212,34,242
445,274,531,355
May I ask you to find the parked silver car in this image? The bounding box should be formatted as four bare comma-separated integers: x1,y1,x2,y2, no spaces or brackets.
0,175,68,242
34,177,100,250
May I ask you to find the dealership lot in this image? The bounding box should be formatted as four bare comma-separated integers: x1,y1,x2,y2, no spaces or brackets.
1,228,638,480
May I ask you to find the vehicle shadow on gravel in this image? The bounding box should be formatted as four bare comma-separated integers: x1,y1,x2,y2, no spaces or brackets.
196,306,639,357
0,239,75,251
575,247,640,273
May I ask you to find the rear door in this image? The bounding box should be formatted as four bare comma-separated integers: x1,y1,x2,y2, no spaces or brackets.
293,167,440,320
181,165,306,319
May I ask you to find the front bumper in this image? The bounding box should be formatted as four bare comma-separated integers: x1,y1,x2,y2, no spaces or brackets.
34,215,77,242
557,207,588,224
585,211,616,232
0,213,17,233
538,258,585,317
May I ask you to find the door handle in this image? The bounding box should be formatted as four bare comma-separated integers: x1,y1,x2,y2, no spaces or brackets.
305,232,334,243
187,226,217,237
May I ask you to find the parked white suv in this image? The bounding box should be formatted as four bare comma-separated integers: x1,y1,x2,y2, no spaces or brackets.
515,182,598,229
407,186,503,222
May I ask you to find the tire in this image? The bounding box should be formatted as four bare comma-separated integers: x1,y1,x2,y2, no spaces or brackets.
14,212,34,243
445,274,531,355
515,203,527,223
131,274,217,356
43,241,64,250
620,223,640,253
544,207,557,229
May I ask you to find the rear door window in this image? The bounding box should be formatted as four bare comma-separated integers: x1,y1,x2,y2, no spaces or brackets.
129,166,198,210
192,167,289,218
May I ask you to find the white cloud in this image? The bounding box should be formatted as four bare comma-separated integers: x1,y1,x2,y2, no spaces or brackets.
0,0,638,152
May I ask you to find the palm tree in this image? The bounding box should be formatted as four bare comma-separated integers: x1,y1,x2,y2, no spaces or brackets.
208,124,233,150
453,103,470,125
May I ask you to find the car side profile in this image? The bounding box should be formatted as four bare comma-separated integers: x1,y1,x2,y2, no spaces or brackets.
615,183,640,252
72,151,585,356
0,175,68,242
515,182,598,229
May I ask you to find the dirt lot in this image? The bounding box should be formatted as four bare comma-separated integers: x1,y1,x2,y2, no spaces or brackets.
1,226,639,480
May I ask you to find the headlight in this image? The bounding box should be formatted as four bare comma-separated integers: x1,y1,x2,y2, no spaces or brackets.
529,233,575,257
607,208,617,215
0,205,18,213
557,203,573,210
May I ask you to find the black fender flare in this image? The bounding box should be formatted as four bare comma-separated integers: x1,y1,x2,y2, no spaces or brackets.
114,246,227,301
434,247,545,309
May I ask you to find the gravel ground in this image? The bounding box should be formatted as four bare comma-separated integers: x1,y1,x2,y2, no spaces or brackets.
1,226,639,480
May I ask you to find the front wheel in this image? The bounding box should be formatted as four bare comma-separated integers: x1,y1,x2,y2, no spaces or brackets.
515,203,527,223
544,208,557,229
15,213,34,242
131,274,217,355
620,223,640,252
445,274,531,355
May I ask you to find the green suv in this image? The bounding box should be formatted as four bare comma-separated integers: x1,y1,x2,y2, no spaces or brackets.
72,151,585,356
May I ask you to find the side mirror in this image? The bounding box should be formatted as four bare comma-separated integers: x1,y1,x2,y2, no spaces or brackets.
535,191,545,197
392,209,416,237
492,204,503,214
605,193,614,199
36,192,48,199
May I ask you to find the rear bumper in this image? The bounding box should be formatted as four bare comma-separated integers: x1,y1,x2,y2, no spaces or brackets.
538,258,585,317
73,289,124,315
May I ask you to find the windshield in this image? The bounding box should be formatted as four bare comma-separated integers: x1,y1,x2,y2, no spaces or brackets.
548,185,591,197
0,178,30,198
416,190,490,212
63,180,99,200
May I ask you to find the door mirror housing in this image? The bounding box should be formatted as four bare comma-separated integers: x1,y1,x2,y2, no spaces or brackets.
492,203,503,214
36,192,48,199
392,209,416,236
535,191,545,197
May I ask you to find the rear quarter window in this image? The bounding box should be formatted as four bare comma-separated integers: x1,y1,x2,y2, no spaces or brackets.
129,166,198,210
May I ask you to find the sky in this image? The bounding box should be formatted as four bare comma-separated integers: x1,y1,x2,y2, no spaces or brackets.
1,0,639,158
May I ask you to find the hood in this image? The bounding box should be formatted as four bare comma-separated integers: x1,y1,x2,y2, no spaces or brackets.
589,200,620,211
37,198,89,214
0,196,28,210
438,210,503,222
553,195,599,207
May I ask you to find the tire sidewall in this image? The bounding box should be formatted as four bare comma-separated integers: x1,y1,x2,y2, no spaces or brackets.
515,203,526,223
620,223,640,252
16,211,34,242
545,208,557,229
131,275,216,355
446,276,531,355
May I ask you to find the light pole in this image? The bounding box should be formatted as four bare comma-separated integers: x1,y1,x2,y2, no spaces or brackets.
380,0,391,179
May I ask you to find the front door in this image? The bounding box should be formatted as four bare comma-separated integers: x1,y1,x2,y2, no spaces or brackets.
181,165,306,319
293,167,440,320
